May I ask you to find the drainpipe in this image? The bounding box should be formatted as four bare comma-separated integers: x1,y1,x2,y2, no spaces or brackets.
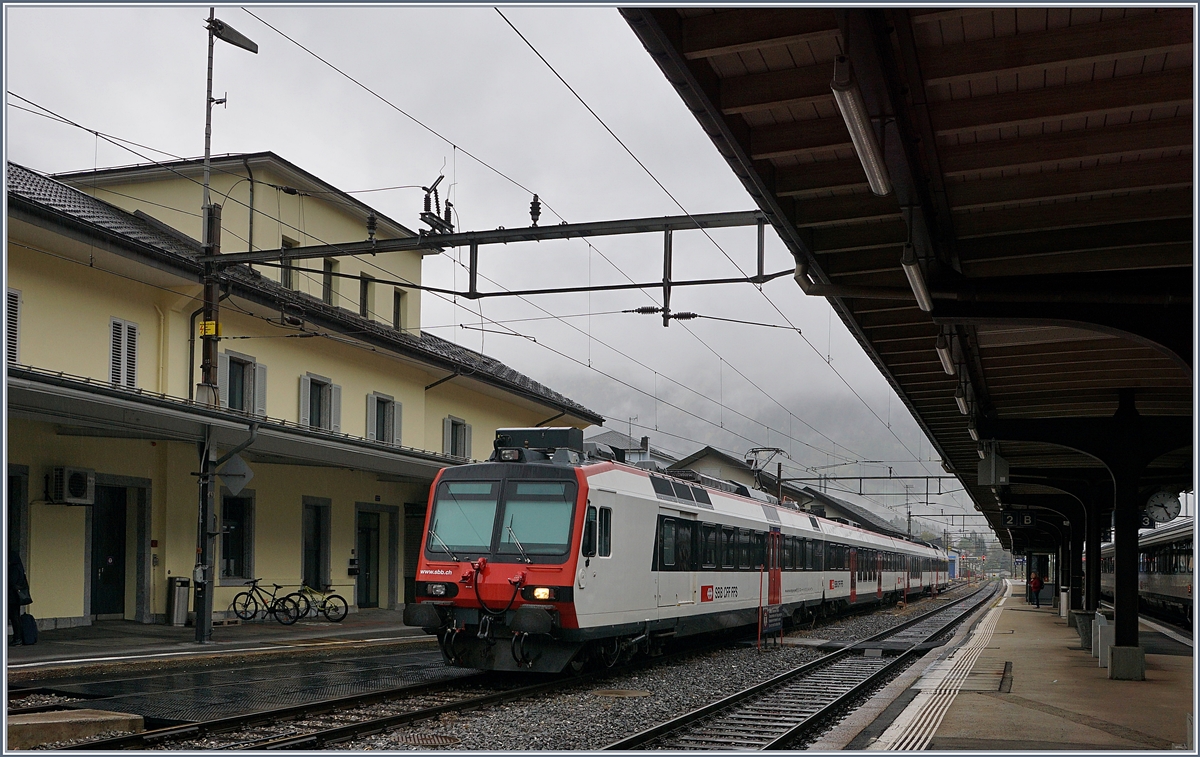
242,157,255,253
153,304,166,394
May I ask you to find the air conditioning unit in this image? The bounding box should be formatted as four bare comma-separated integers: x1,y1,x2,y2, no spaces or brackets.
50,466,95,505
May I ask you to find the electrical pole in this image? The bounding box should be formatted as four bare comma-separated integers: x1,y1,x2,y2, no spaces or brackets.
194,8,256,644
777,462,783,503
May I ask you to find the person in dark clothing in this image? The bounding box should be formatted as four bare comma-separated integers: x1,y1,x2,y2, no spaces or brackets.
1028,571,1043,608
9,551,30,645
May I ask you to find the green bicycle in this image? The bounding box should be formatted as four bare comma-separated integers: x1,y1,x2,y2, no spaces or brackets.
284,583,349,622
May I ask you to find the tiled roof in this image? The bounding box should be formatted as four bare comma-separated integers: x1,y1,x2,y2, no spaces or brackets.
585,429,678,461
7,162,603,424
801,487,908,539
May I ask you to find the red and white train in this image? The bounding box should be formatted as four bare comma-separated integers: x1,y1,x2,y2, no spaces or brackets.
404,428,950,673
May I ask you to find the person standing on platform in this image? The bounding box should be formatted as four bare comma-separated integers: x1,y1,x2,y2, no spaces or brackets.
1028,571,1043,608
8,551,31,645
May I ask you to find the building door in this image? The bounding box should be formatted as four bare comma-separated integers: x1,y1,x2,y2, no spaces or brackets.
91,486,127,617
302,503,328,590
403,504,426,605
357,511,380,608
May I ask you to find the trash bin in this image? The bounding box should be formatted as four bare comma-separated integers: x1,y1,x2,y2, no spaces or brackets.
168,577,191,627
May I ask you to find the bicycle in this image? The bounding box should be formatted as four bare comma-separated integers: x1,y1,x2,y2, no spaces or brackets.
230,579,301,625
284,583,349,623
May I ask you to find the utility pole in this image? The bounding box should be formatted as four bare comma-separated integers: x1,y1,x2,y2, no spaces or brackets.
777,462,783,503
193,8,257,644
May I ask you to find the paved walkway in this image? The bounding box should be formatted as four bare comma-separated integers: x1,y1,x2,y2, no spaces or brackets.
868,581,1193,751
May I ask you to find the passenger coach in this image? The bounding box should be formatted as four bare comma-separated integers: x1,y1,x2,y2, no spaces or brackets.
404,429,949,673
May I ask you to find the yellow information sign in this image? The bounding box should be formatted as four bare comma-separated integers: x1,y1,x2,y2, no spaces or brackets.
198,320,221,336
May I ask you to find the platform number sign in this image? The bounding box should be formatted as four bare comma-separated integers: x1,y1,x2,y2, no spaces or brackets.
1002,512,1037,528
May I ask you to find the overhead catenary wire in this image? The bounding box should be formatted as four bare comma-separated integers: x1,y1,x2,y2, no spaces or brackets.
495,11,934,473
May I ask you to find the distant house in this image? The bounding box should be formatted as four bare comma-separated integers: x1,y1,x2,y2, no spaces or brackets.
584,430,678,467
799,487,910,540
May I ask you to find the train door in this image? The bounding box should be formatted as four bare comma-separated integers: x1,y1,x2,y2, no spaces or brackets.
656,513,696,607
767,530,781,605
877,551,883,599
849,548,857,603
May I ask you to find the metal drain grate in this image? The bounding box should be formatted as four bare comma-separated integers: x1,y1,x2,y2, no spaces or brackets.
398,733,462,746
592,689,651,698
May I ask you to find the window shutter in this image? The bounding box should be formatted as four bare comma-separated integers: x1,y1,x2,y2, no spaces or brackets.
298,375,312,426
330,384,342,433
217,353,230,408
366,394,378,441
6,289,20,365
389,401,400,446
110,319,124,385
463,424,472,460
443,417,453,455
254,362,267,416
124,322,138,388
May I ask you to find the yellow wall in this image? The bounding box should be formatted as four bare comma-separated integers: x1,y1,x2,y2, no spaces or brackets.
27,502,86,621
75,165,423,335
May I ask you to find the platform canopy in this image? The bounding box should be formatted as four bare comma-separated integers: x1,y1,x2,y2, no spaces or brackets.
623,7,1193,549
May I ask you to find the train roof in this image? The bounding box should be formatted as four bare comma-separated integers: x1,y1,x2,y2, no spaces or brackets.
1100,516,1193,552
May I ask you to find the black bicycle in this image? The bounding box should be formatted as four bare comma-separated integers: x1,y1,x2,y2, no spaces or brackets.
230,579,301,625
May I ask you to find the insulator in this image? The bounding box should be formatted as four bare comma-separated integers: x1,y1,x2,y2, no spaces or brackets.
424,192,431,213
672,312,699,320
433,187,441,215
530,194,541,227
444,201,453,226
629,306,661,315
366,213,377,239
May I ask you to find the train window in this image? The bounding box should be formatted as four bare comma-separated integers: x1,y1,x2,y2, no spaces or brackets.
671,480,695,502
692,487,712,506
790,537,801,570
676,520,695,571
498,481,578,556
428,480,500,554
650,476,675,498
660,519,676,567
598,507,612,557
752,531,766,569
582,506,597,557
738,529,751,569
722,527,736,569
701,525,717,568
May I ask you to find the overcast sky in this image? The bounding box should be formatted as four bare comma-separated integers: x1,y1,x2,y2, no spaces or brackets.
5,5,995,536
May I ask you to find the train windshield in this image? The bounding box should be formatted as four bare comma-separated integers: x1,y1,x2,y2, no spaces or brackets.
427,478,578,561
497,481,577,557
428,481,500,555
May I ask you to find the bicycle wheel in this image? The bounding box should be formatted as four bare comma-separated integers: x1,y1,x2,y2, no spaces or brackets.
271,596,301,625
285,592,312,619
231,592,259,621
322,595,349,623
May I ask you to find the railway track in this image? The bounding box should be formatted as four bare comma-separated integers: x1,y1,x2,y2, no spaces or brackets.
604,582,999,750
49,589,968,750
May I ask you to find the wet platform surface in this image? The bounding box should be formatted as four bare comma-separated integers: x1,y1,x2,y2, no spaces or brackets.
7,609,476,725
866,581,1193,751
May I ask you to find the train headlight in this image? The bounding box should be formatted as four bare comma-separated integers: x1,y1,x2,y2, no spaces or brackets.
532,587,552,601
428,583,447,597
499,449,521,462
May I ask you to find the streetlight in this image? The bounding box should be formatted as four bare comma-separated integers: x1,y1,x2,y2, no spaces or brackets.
194,7,257,644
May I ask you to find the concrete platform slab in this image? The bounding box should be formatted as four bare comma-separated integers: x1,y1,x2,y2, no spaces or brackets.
868,581,1192,751
7,708,144,749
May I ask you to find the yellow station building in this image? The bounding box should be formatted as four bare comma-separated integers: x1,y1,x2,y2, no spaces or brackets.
6,154,602,628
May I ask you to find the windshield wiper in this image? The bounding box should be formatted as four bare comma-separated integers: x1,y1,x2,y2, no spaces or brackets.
429,522,461,562
506,519,532,564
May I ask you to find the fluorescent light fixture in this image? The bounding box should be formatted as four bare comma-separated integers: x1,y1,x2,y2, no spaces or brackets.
831,56,892,197
977,443,987,460
955,383,969,415
901,244,935,312
967,417,979,442
936,334,956,375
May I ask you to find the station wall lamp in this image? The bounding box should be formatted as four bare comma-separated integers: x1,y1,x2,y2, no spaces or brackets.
830,55,892,197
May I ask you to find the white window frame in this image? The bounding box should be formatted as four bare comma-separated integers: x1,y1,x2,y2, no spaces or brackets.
366,392,402,445
109,317,139,388
299,372,341,432
443,415,472,459
218,349,268,415
322,259,338,306
6,288,21,365
218,488,255,586
359,273,375,319
393,287,407,331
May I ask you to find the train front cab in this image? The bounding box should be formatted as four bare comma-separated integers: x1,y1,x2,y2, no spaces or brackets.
404,457,592,673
